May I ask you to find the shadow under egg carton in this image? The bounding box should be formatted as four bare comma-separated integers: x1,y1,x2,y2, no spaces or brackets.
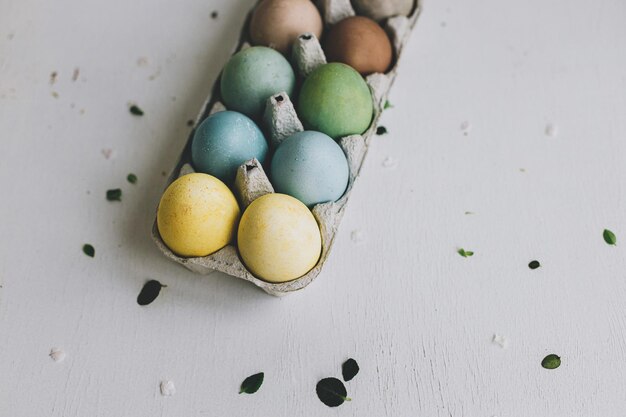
152,0,422,296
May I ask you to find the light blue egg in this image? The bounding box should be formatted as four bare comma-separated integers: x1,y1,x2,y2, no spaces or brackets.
191,111,268,183
220,46,296,119
270,131,350,207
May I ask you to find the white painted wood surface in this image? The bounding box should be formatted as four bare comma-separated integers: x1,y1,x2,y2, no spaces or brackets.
1,0,626,415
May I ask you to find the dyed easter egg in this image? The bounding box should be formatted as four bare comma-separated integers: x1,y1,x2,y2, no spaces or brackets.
298,63,373,139
191,111,268,184
250,0,323,55
324,16,393,76
157,173,240,257
271,131,349,207
220,46,296,119
351,0,414,21
237,194,321,282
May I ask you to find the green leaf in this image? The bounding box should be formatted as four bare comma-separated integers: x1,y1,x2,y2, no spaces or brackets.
458,248,474,258
528,260,541,270
541,354,561,369
376,126,388,135
106,188,122,201
127,173,137,184
239,372,264,394
342,358,359,382
137,280,166,306
316,377,351,407
384,100,393,109
129,104,144,116
82,244,95,258
603,229,616,245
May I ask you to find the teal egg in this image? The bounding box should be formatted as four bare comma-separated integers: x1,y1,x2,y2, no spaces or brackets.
220,46,296,119
191,111,268,183
297,63,373,139
270,131,350,207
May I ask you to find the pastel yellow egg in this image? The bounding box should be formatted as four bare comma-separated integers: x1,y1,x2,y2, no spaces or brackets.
238,194,322,282
157,173,240,257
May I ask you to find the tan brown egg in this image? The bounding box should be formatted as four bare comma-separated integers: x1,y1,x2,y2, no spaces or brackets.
352,0,415,21
249,0,323,56
323,16,393,76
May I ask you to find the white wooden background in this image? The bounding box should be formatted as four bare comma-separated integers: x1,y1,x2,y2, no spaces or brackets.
1,0,626,415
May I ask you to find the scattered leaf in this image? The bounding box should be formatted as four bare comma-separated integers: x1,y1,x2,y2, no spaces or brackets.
82,244,95,258
541,354,561,369
458,248,474,258
603,229,616,246
106,188,122,201
384,100,393,109
239,372,264,394
316,377,351,407
342,358,359,382
137,280,167,306
376,126,388,135
129,104,144,116
528,260,540,270
127,173,138,184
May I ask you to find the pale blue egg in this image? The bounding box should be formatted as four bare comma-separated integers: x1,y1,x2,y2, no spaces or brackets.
191,111,268,183
270,131,350,207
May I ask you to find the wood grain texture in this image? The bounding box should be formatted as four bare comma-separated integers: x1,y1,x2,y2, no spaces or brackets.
1,0,626,415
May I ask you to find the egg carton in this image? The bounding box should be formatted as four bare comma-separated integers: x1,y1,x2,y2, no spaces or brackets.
152,0,422,296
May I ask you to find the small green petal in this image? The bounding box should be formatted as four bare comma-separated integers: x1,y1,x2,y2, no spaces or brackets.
541,354,561,369
82,244,95,257
603,229,617,245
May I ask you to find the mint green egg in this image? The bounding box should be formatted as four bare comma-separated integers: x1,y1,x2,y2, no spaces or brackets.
220,46,295,119
298,63,373,139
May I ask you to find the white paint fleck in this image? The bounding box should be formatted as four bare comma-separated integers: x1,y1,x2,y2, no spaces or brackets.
160,380,176,396
49,347,66,362
492,334,509,349
101,148,114,159
350,230,366,244
382,157,398,169
545,123,558,137
460,120,471,135
148,66,162,81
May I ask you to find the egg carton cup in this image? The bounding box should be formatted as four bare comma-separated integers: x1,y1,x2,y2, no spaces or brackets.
152,0,422,296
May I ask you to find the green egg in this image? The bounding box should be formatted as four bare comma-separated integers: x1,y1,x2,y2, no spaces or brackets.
220,46,295,119
298,63,374,139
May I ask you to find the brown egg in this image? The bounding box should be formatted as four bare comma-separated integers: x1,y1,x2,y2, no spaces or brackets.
323,16,393,76
249,0,324,56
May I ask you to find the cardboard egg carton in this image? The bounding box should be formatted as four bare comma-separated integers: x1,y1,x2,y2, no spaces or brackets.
152,0,422,296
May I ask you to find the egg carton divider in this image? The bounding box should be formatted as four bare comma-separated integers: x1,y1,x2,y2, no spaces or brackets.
152,0,422,296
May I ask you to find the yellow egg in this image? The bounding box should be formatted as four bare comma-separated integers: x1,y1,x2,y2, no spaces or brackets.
238,194,322,283
157,173,240,257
